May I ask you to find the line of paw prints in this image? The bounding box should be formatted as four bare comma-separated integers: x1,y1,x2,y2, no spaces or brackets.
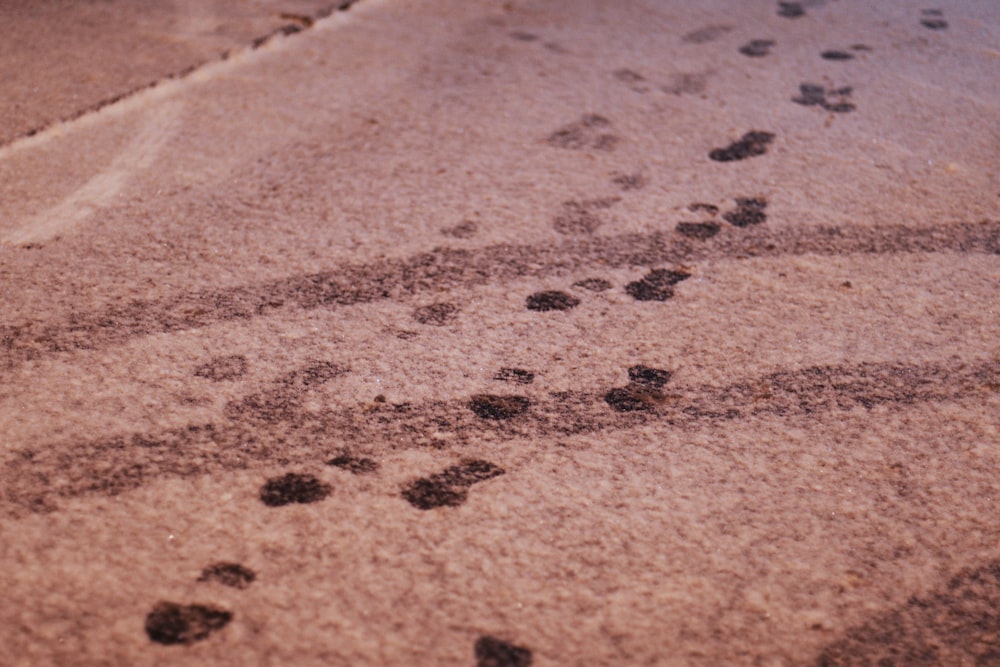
776,1,950,29
667,4,953,125
154,174,763,653
535,162,766,305
147,458,532,661
793,84,856,114
224,180,768,512
522,265,691,313
427,189,764,325
546,114,619,151
148,598,530,666
612,67,712,97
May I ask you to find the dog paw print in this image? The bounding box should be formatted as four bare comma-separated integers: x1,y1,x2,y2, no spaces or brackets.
682,24,732,45
145,601,233,645
469,395,531,420
676,221,721,239
413,302,460,326
662,71,711,96
441,220,478,239
525,291,580,311
327,452,379,474
494,368,535,385
509,31,538,42
625,268,691,301
611,172,646,191
708,131,775,162
821,49,855,61
226,362,349,423
194,354,247,381
722,197,767,227
552,197,620,235
776,2,804,19
920,9,948,30
688,203,719,215
509,31,565,54
572,278,612,292
475,635,534,667
739,39,775,57
547,114,619,151
613,68,648,93
793,83,855,113
401,460,505,510
197,562,257,590
604,364,673,412
676,202,722,239
259,472,331,507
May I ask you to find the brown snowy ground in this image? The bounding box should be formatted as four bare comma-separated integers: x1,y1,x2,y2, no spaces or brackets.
1,0,999,665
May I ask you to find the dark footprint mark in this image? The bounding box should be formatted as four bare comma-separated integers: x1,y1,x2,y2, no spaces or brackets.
613,68,644,84
662,71,710,96
777,2,805,18
821,50,855,61
793,83,855,113
793,83,827,106
629,365,673,388
227,362,349,424
194,355,247,381
145,601,232,645
402,479,466,509
920,9,948,30
739,39,776,57
722,197,768,227
475,635,534,667
681,24,732,45
553,204,599,235
708,131,775,162
259,472,331,507
553,197,620,235
469,394,530,420
327,453,378,474
688,202,719,215
613,69,649,93
611,172,646,190
814,559,1000,666
402,460,505,510
604,364,673,413
509,31,538,42
676,222,721,239
625,268,691,301
526,291,580,311
494,368,535,385
441,220,477,239
604,385,665,413
413,302,460,326
572,278,612,292
197,562,256,590
547,114,618,151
